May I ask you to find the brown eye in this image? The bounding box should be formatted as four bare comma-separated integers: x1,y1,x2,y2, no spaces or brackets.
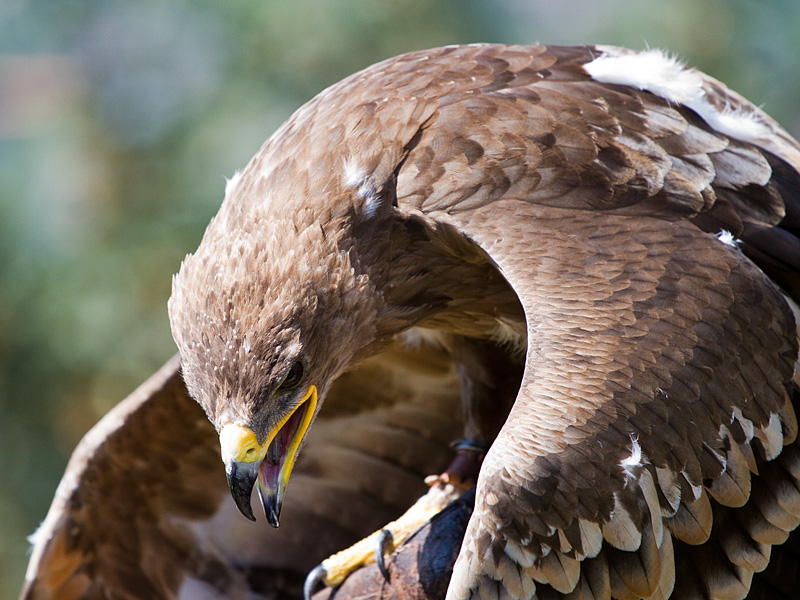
278,361,304,391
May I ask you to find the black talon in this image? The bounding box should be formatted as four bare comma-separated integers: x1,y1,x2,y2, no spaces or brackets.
304,564,327,600
375,529,393,582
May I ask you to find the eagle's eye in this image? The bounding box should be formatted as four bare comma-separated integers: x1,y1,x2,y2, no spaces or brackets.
277,360,304,392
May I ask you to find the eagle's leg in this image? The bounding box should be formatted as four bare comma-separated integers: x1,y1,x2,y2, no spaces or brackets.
371,457,480,579
304,337,522,599
447,335,523,474
303,479,471,598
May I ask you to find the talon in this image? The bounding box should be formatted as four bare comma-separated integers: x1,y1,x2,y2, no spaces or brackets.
304,564,328,600
375,529,394,582
304,481,468,592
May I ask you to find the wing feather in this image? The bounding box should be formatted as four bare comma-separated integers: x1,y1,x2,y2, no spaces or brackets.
373,44,800,600
25,43,800,600
23,343,464,599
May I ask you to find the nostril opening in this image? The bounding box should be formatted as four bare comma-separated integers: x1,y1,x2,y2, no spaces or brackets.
245,447,258,461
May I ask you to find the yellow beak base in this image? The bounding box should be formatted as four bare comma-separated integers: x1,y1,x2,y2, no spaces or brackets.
219,385,318,525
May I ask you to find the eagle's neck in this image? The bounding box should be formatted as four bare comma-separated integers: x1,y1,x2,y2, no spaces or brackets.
352,213,525,358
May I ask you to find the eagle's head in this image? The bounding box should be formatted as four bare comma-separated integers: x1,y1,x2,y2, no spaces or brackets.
168,169,386,525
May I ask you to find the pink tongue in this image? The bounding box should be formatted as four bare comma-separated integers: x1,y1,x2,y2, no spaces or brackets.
259,405,303,487
259,453,281,489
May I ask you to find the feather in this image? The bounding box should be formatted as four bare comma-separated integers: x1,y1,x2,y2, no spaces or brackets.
737,502,792,546
577,519,604,559
655,466,682,516
601,495,643,552
563,552,611,600
715,507,772,573
753,413,785,461
666,489,713,545
495,554,536,599
27,42,800,600
528,550,581,594
707,431,752,508
638,468,665,546
649,529,676,600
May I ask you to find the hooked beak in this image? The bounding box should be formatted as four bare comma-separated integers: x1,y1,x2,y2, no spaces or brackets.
219,385,318,527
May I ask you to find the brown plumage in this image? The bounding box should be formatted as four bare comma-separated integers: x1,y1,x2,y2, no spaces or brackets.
24,44,800,600
22,345,464,599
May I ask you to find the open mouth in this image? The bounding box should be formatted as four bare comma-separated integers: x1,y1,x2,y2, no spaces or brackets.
259,397,311,488
256,385,318,526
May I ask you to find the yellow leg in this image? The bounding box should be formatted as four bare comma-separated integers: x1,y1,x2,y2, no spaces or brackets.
305,480,469,598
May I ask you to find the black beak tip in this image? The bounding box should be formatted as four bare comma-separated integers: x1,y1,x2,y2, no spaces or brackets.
241,505,257,522
226,462,259,522
258,484,283,528
266,510,280,529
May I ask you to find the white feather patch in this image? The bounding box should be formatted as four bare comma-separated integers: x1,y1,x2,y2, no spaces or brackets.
26,522,46,550
689,95,771,144
343,156,367,188
585,48,773,146
585,48,703,104
716,229,740,248
343,157,381,217
24,523,48,582
224,169,243,197
621,434,642,471
583,50,703,104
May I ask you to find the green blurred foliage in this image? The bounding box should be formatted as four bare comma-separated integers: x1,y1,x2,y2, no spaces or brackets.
1,0,798,596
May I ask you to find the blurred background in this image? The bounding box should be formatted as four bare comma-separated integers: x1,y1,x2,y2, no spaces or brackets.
2,0,799,596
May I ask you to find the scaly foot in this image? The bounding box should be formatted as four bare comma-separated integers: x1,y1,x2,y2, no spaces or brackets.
304,478,472,599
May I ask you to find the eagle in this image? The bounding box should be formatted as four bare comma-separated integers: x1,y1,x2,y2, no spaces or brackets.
23,44,800,600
